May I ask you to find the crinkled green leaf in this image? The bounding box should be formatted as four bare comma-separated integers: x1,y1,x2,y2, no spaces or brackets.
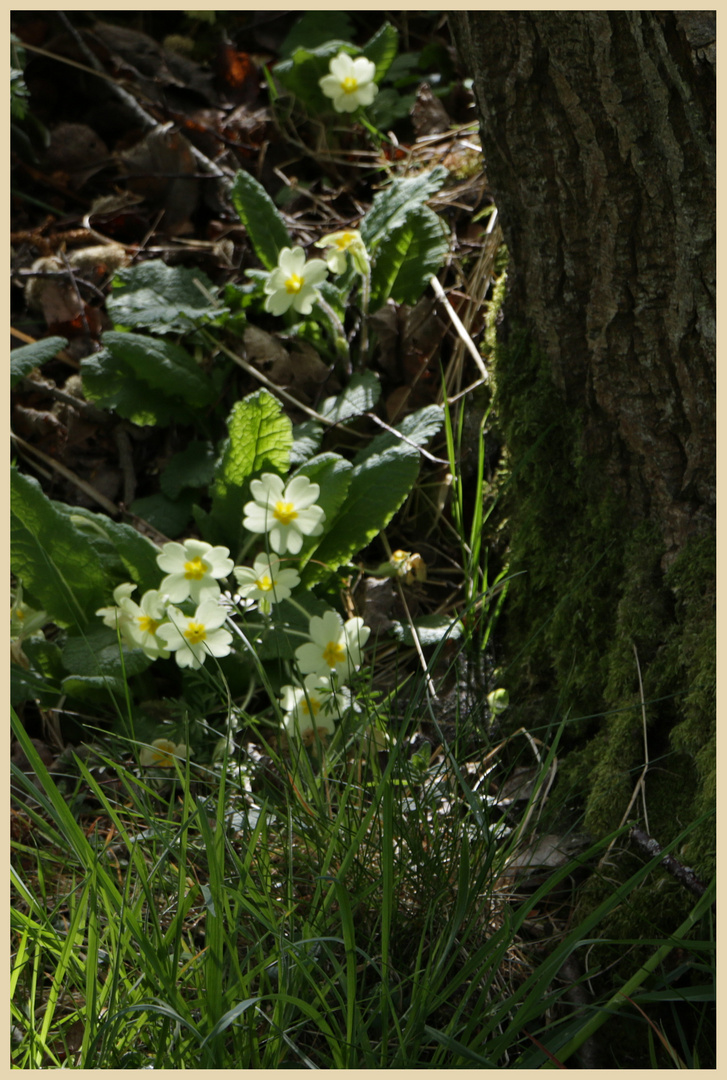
107,261,226,333
319,371,381,424
11,336,68,387
304,442,420,583
160,441,217,499
80,348,176,427
62,627,152,680
65,507,162,595
291,452,353,568
206,390,292,550
11,469,116,628
391,614,464,647
361,21,399,83
280,12,355,57
360,165,448,248
289,421,324,466
273,41,356,115
231,170,292,270
355,404,444,463
101,331,214,406
370,204,449,306
129,492,194,539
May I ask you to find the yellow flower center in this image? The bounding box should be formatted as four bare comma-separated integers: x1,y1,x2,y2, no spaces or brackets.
255,574,274,592
273,500,298,525
184,556,208,580
285,273,304,294
341,76,358,94
184,621,207,645
301,696,321,718
150,739,176,767
322,640,346,668
335,232,356,249
138,615,160,635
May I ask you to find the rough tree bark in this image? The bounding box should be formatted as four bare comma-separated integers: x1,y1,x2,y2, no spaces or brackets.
451,11,715,562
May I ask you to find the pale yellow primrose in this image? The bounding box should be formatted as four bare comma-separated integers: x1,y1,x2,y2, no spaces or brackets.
319,52,378,114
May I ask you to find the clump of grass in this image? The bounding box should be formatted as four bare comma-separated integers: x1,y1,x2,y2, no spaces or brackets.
11,663,714,1069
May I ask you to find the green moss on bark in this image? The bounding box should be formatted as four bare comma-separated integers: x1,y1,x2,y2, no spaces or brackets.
489,319,715,892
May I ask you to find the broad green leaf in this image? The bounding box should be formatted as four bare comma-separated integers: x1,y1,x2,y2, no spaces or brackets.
100,332,215,407
280,12,355,57
360,165,449,248
11,469,116,628
231,171,292,270
129,492,194,539
361,21,399,83
370,204,449,306
392,614,464,647
289,421,324,466
65,507,162,594
11,336,68,387
291,452,353,568
303,442,420,583
160,441,217,499
355,404,444,463
207,390,292,550
107,261,226,333
80,349,177,427
319,371,381,424
11,664,59,706
273,41,356,115
62,627,151,680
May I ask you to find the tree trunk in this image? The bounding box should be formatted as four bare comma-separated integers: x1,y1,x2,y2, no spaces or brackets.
451,11,715,561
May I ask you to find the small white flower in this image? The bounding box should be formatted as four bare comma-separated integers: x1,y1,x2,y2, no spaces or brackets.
263,246,328,316
295,610,370,682
156,600,233,669
281,673,348,744
319,52,378,114
314,229,370,275
156,539,233,604
139,737,188,768
243,473,325,555
233,553,300,615
118,588,171,660
96,582,137,637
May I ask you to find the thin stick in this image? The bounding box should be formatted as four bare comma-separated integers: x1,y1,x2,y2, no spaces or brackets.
429,274,488,380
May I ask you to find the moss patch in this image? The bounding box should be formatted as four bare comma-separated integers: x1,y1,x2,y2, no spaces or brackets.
488,314,716,903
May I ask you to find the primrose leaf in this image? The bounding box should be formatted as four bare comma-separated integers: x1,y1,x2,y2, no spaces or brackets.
11,469,119,628
231,171,292,270
355,405,445,463
273,40,356,115
360,165,449,248
107,261,226,332
291,452,353,568
206,390,293,550
361,21,399,83
280,12,355,57
104,332,214,405
370,204,449,307
62,627,152,680
11,336,68,388
319,371,381,424
160,441,217,500
81,349,176,427
303,441,420,584
65,507,162,594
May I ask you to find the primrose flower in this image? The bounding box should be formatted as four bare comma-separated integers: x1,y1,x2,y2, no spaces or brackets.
233,553,300,615
243,473,325,555
264,246,328,316
96,582,141,643
314,229,369,275
295,610,370,682
156,539,233,605
139,737,188,768
157,600,233,669
281,674,348,744
118,588,171,660
319,52,378,114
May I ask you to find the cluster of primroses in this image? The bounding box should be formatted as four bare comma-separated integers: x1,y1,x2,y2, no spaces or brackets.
97,472,370,746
